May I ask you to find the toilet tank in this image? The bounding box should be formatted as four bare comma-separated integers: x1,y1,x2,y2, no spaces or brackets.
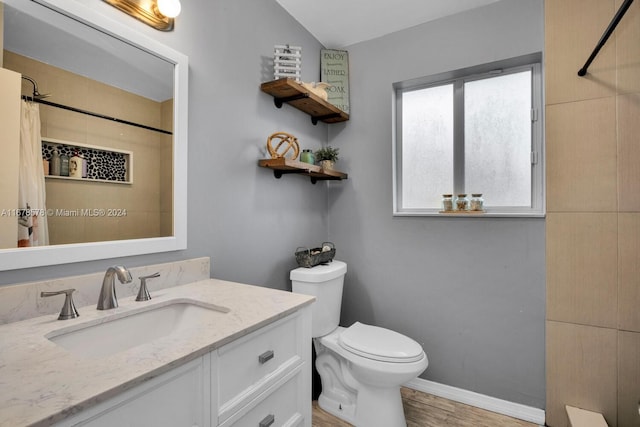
290,260,347,338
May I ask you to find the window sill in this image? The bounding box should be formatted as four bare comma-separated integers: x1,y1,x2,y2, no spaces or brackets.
393,211,546,218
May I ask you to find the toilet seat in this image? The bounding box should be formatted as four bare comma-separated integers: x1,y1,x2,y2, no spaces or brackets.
338,322,424,363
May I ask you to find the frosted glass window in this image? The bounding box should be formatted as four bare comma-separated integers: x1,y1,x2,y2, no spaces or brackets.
394,55,543,216
464,71,532,206
401,85,453,208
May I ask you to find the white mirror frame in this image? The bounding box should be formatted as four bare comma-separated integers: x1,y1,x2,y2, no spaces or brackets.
0,0,188,271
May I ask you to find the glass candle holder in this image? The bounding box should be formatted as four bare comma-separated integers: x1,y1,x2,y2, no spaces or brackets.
456,194,469,211
470,194,484,211
442,194,454,211
300,149,315,164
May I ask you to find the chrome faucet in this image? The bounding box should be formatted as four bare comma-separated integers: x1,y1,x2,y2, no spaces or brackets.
97,265,132,310
136,272,160,302
41,289,80,320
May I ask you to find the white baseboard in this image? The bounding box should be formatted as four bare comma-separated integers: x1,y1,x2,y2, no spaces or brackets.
404,378,546,426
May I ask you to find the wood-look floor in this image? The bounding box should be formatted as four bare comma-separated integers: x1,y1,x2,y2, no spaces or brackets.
312,387,540,427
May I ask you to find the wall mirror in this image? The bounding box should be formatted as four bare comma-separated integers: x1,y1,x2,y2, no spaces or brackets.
0,0,188,270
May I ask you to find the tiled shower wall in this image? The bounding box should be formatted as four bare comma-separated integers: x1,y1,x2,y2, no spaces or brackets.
545,0,640,426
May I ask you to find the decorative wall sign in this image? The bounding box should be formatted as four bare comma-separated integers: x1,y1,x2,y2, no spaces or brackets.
321,49,350,114
274,44,302,82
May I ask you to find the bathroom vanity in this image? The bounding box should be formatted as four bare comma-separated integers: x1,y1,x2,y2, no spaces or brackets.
0,278,314,427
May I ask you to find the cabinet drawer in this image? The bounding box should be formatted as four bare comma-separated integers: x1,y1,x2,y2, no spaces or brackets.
217,313,303,418
220,372,304,427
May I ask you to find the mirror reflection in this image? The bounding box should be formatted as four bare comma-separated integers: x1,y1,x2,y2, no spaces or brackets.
0,1,175,250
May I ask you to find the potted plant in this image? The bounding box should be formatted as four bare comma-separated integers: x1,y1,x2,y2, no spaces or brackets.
314,146,339,170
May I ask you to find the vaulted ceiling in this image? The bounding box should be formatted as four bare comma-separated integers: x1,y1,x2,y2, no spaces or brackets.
275,0,501,48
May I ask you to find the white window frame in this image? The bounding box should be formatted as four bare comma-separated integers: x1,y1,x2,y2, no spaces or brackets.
392,53,544,217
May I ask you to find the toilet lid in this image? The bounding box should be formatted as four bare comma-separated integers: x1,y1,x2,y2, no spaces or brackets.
338,322,424,363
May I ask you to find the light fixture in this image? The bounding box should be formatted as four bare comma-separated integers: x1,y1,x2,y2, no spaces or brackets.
102,0,181,31
157,0,181,18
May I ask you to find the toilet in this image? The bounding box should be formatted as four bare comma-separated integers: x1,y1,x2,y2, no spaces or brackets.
290,260,428,427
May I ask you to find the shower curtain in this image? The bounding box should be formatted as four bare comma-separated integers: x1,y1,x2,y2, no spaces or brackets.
17,100,49,247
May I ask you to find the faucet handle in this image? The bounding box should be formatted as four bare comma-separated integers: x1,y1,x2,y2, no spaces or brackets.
136,272,160,302
41,289,80,320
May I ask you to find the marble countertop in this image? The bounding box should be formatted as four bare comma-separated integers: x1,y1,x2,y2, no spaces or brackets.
0,279,315,427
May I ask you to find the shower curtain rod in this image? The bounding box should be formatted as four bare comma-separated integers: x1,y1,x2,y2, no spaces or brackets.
20,75,171,134
578,0,634,76
20,96,173,136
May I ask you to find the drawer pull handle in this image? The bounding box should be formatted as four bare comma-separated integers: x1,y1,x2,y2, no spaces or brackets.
258,350,274,364
259,414,275,427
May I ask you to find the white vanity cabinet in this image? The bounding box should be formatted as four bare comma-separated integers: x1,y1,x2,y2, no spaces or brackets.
214,308,311,426
56,356,209,427
52,307,311,427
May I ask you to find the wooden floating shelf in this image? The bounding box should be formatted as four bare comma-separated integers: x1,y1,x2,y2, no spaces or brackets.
259,158,348,184
260,78,349,125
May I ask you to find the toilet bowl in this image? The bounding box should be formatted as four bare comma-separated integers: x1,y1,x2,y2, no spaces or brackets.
291,260,428,427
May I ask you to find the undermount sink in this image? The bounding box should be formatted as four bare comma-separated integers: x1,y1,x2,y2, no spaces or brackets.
46,300,229,359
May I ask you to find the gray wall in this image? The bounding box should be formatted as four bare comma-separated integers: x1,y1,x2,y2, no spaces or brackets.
327,0,546,408
0,0,329,288
0,0,547,411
